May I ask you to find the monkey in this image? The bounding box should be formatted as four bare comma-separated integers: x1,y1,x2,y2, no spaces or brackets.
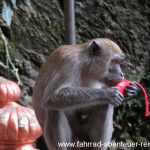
32,38,137,150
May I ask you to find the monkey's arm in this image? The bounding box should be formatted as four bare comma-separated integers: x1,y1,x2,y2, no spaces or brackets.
42,87,124,110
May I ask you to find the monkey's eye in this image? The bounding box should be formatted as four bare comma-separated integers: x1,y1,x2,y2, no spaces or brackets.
111,59,124,64
111,60,119,64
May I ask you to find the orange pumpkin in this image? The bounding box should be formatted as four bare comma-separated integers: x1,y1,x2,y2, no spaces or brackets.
0,77,21,106
0,102,42,150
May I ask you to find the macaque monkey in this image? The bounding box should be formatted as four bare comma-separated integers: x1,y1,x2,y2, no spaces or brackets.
33,38,137,150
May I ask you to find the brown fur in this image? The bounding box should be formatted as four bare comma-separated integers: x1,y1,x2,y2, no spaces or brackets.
33,38,127,150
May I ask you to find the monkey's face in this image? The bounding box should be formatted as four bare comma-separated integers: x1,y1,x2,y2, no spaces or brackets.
104,56,125,87
83,39,125,87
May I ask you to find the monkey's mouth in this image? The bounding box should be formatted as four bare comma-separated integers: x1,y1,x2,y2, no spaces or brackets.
104,78,123,87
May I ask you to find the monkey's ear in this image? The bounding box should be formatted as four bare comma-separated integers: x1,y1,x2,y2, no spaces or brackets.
89,41,102,56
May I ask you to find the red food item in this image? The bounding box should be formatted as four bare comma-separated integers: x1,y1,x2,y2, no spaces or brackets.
0,77,21,106
115,79,149,117
115,79,131,96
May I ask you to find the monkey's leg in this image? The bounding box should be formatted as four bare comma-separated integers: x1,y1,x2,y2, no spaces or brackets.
44,111,72,150
88,105,114,150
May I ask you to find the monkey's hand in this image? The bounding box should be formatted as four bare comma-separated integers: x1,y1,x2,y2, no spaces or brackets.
124,82,138,98
107,88,124,107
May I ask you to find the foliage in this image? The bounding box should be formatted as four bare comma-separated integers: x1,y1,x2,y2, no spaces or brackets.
113,74,150,150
